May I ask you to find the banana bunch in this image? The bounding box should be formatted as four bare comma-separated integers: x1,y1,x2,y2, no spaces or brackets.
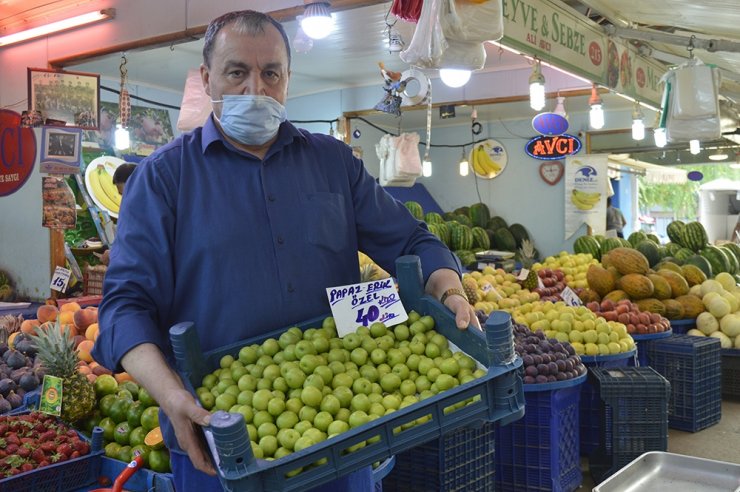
89,164,121,214
571,189,601,211
471,144,502,177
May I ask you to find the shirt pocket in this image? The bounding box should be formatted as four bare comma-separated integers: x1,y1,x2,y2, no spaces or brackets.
301,192,349,253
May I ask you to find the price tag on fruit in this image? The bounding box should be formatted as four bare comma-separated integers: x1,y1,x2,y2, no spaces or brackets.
50,266,72,292
326,279,408,337
39,375,63,416
560,286,583,307
517,268,529,281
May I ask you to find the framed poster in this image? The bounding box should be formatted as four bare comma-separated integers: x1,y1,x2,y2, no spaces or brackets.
28,68,100,130
40,127,82,174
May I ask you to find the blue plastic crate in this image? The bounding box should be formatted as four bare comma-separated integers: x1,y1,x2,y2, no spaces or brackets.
372,456,394,492
384,421,495,492
170,256,525,492
495,374,586,492
647,334,721,432
578,350,634,456
0,425,104,492
722,348,740,399
629,330,672,367
669,318,696,334
98,456,175,492
587,367,670,484
5,389,41,416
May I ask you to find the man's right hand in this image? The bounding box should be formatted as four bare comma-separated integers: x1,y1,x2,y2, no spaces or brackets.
160,388,216,476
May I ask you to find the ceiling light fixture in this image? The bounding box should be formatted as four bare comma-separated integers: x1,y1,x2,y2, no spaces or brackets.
653,127,667,148
422,159,432,177
708,149,729,161
553,96,567,119
300,2,334,40
589,84,605,129
529,59,546,111
631,102,645,141
459,148,469,177
440,68,472,88
0,9,115,48
689,139,701,155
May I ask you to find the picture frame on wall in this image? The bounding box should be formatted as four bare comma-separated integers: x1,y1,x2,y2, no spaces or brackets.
28,68,100,130
40,127,82,174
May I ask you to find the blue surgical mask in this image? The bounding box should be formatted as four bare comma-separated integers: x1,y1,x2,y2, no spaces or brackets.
212,95,287,146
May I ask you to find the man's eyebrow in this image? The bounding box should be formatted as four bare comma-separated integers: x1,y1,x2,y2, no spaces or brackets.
223,60,250,72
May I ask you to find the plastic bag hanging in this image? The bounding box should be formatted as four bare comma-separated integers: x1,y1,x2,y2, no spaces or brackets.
391,0,423,23
400,0,448,68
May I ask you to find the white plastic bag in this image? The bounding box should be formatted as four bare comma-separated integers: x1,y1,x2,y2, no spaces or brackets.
394,132,422,177
441,0,504,43
662,58,722,142
177,69,212,132
376,134,417,187
400,0,448,68
439,39,487,71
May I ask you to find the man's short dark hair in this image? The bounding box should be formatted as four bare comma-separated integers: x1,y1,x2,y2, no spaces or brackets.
202,10,291,69
113,163,137,185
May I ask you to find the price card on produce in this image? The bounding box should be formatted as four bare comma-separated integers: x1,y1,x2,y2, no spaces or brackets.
517,268,530,281
326,278,408,337
560,286,583,307
49,266,71,292
39,375,63,416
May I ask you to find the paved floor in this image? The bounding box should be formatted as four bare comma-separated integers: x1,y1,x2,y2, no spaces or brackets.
581,399,740,489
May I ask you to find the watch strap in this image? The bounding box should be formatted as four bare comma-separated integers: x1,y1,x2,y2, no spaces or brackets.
440,288,468,304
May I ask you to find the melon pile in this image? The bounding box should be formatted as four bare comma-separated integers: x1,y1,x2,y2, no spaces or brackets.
688,273,740,349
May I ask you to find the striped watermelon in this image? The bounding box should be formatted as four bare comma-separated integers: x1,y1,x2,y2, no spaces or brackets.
508,224,530,248
647,233,661,244
427,223,446,245
471,226,491,250
424,212,444,224
492,228,517,251
664,242,682,257
574,235,601,260
487,216,508,231
636,240,661,267
601,238,623,255
628,231,648,247
701,245,730,275
722,242,740,264
437,222,452,247
454,250,477,267
618,238,632,248
680,221,708,252
468,203,491,228
685,255,713,278
455,214,473,227
666,220,686,245
451,225,474,251
404,201,424,220
720,245,739,274
593,235,606,246
674,248,695,262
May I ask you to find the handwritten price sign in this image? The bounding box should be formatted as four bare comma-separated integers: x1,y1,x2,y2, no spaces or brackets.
326,279,408,337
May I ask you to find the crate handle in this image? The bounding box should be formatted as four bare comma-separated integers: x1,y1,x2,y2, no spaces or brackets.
170,322,211,390
396,255,424,314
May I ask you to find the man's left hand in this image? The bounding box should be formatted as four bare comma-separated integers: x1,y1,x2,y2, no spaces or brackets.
443,293,481,331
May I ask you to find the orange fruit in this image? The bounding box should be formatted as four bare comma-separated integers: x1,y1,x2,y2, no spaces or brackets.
60,301,81,313
115,372,134,384
20,319,40,334
77,340,95,363
78,364,92,375
85,323,99,341
36,305,58,323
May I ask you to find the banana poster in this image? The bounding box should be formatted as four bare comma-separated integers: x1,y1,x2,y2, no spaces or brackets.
565,154,608,239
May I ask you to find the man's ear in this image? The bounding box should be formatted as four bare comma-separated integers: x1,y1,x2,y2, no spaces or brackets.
200,64,211,97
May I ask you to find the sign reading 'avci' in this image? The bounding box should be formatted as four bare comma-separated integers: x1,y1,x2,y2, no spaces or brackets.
0,109,36,196
525,134,582,161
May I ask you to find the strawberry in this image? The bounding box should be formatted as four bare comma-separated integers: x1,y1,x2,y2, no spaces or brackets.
20,463,34,473
0,424,9,435
5,434,19,445
38,460,50,468
5,444,19,455
39,430,56,443
40,442,56,453
19,437,33,445
72,440,90,454
17,446,30,459
58,443,72,458
66,429,78,438
31,449,45,464
70,450,80,459
8,468,21,476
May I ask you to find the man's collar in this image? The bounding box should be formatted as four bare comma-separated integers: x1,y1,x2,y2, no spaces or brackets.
202,115,306,155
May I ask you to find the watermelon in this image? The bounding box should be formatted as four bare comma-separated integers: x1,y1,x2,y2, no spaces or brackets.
424,212,444,224
468,203,491,228
636,240,661,267
443,212,458,222
487,216,508,231
454,250,477,268
666,220,686,245
664,242,682,257
701,245,730,275
647,233,661,244
601,237,623,255
628,231,648,247
684,255,713,278
508,223,530,248
574,235,601,260
674,247,695,262
471,226,491,250
593,235,606,246
492,228,517,251
720,245,739,275
454,206,470,216
451,225,474,251
455,214,473,227
618,238,632,248
437,222,452,247
680,221,708,252
404,201,424,220
721,242,740,264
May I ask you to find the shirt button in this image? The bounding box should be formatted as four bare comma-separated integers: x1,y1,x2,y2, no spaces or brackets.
268,194,276,202
277,236,284,245
288,283,295,293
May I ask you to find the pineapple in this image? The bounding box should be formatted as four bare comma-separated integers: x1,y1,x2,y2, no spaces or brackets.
31,321,96,423
462,277,479,304
358,252,390,281
519,239,539,290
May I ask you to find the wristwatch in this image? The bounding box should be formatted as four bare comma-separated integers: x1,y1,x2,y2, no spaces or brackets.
440,288,468,304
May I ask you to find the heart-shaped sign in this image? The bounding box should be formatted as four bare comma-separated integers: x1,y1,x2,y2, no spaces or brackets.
539,161,564,185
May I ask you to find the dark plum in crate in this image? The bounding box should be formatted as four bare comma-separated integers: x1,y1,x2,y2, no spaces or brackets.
513,324,587,384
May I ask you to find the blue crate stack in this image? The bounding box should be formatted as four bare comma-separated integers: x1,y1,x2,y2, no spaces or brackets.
587,366,670,484
647,334,722,432
383,422,496,492
722,349,740,399
495,376,585,492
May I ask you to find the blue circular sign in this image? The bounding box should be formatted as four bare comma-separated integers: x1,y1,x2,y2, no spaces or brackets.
532,112,569,136
687,171,703,181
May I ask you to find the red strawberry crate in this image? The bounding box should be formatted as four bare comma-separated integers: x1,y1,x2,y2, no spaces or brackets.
0,421,104,492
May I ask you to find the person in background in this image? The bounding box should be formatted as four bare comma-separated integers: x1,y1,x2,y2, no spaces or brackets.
112,163,137,195
92,10,478,492
606,196,627,238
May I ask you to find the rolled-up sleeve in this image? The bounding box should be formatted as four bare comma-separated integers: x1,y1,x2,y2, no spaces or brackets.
91,151,178,372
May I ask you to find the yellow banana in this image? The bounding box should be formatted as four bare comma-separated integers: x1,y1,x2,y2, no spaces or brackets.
471,146,488,176
89,167,119,213
571,192,595,211
573,189,601,204
96,166,122,208
476,146,501,176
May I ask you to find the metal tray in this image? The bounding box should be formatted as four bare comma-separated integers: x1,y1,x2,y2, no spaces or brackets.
594,452,740,492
